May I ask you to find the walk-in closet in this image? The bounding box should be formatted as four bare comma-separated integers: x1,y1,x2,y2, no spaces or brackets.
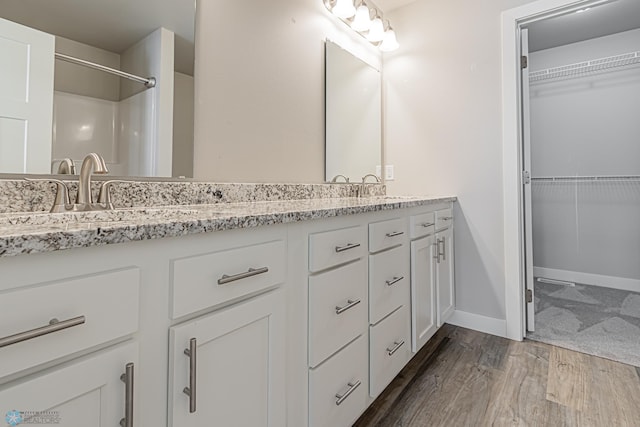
523,0,640,367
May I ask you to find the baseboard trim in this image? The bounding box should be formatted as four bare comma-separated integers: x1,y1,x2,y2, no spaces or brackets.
533,267,640,293
446,310,507,338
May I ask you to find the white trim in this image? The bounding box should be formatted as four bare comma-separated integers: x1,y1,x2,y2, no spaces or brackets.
533,267,640,293
501,0,601,342
446,310,507,338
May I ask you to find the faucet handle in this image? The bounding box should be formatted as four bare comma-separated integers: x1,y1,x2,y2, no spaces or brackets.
97,180,125,210
24,178,71,213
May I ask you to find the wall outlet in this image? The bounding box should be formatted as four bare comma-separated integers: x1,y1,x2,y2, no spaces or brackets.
385,165,395,181
376,165,382,178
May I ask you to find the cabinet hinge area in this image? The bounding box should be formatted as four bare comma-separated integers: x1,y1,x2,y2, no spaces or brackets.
526,289,533,303
522,170,531,184
521,55,528,69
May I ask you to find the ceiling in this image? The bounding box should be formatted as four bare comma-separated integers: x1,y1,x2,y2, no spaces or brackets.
373,0,418,13
525,0,640,52
0,0,194,73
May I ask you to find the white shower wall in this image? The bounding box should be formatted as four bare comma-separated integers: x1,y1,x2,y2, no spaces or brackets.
52,89,154,176
529,29,640,292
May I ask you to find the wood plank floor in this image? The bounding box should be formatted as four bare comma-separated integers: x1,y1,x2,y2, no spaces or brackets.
354,325,640,427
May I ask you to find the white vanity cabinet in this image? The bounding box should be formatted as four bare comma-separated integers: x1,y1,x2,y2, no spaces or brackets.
435,217,455,327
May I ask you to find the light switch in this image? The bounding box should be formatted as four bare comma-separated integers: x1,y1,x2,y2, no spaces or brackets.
385,165,395,181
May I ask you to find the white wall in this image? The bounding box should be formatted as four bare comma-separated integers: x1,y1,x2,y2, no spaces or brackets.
193,0,381,182
384,0,536,323
172,71,194,178
529,29,640,288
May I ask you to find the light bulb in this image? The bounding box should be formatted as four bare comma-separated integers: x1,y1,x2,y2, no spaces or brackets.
332,0,356,19
351,4,371,32
367,16,384,42
380,28,399,52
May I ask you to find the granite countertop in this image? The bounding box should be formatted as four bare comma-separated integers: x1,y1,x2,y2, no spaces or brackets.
0,195,456,257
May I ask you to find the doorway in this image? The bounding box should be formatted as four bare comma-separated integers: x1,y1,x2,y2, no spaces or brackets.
517,0,640,366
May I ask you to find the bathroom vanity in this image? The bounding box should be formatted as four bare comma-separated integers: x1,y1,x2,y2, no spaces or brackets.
0,181,455,427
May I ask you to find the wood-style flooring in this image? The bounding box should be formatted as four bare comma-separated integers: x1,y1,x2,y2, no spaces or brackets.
354,325,640,426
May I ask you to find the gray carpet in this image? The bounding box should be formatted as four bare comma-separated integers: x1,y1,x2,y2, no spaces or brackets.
527,280,640,367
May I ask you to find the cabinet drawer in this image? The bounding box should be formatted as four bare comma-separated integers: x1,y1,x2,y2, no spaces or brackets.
370,305,411,398
436,208,453,231
0,268,139,379
368,218,407,253
171,239,285,318
309,335,368,427
309,226,366,273
369,246,409,325
409,212,435,239
309,260,367,367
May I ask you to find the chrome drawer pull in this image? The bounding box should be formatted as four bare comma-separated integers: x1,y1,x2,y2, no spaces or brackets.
335,380,362,406
183,338,197,413
439,238,445,261
439,216,453,221
420,222,435,228
218,267,269,285
387,340,405,356
335,299,361,315
120,362,134,427
0,315,85,349
385,231,404,237
385,276,404,287
335,243,361,253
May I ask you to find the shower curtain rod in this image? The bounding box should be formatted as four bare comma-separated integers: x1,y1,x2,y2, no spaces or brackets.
532,175,640,182
55,53,157,88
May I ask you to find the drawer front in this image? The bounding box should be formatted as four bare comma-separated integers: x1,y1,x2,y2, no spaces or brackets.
410,211,435,239
369,246,409,325
171,239,285,318
309,226,366,273
436,208,453,230
370,305,411,398
309,260,367,367
0,268,139,379
309,335,368,427
368,218,407,253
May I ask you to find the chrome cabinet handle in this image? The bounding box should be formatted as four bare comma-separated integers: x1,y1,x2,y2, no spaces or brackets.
440,216,453,221
119,363,134,427
385,276,404,287
335,380,362,406
0,315,85,348
420,222,435,228
387,340,405,356
218,267,269,285
385,231,404,237
335,299,361,315
183,338,197,413
439,238,446,261
335,243,361,253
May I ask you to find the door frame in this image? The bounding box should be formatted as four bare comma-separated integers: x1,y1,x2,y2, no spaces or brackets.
501,0,612,340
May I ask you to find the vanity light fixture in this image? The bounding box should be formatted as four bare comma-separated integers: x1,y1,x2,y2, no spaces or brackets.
323,0,399,52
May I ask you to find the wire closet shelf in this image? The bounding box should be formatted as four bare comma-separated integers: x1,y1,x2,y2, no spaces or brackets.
529,50,640,84
531,175,640,183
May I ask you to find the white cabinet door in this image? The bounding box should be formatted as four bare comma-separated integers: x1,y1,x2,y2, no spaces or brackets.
0,342,137,427
0,17,54,173
410,235,437,353
436,227,455,327
169,290,286,427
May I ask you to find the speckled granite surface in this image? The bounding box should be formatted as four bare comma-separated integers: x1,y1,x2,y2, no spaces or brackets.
0,179,384,213
0,195,456,257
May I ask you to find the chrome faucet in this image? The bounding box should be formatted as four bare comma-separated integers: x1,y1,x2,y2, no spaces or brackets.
358,174,381,197
76,153,108,207
56,158,76,175
330,174,350,183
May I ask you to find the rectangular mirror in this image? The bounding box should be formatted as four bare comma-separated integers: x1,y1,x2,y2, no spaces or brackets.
0,0,194,178
325,40,382,183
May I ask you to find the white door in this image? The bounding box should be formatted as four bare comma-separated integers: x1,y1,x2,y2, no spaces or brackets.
169,290,286,427
521,28,535,332
410,235,437,352
436,228,455,327
0,342,137,427
0,17,54,173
